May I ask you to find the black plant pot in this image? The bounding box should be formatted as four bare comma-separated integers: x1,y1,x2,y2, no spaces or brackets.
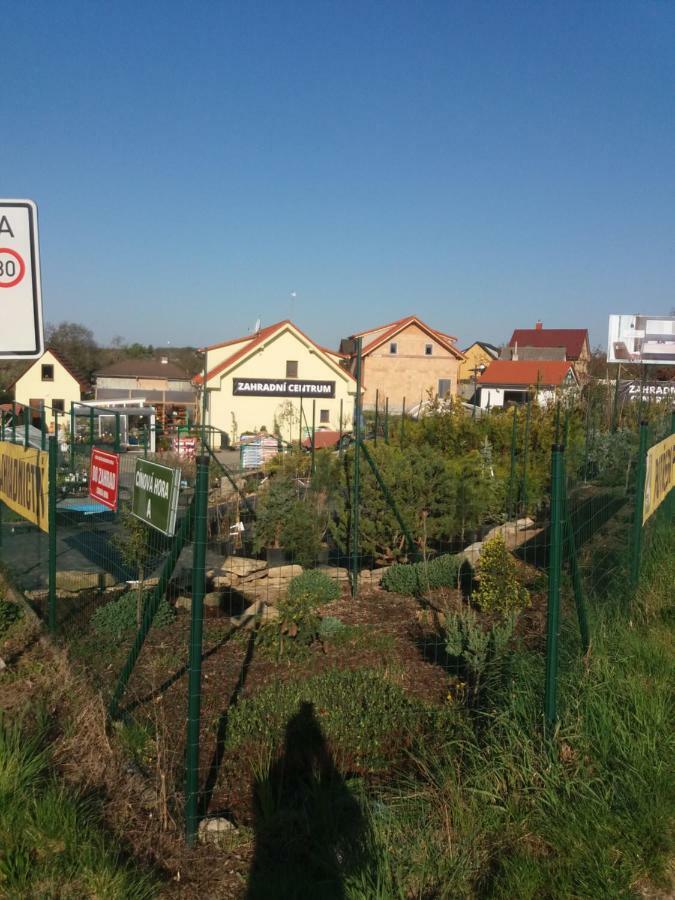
266,547,290,567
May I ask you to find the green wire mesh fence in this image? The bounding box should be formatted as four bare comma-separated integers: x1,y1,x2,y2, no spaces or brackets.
0,391,671,847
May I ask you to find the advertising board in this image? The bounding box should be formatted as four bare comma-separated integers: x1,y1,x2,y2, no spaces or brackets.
608,314,675,366
131,457,181,536
643,433,674,525
89,448,120,511
0,441,49,531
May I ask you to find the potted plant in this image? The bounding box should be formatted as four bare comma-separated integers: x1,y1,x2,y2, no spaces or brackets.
252,474,298,565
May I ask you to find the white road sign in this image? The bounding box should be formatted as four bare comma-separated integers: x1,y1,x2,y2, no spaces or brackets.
0,199,44,359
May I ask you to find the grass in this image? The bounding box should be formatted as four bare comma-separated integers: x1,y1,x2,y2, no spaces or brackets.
344,517,675,899
0,715,157,899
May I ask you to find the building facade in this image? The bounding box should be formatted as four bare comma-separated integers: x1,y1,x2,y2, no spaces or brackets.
458,341,500,382
507,322,591,380
94,357,197,430
478,360,579,408
13,348,87,428
341,316,465,412
197,320,357,443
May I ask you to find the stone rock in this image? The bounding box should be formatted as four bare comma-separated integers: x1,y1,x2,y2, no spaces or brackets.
459,542,483,567
359,568,388,586
175,595,192,611
198,816,237,843
55,571,117,592
212,573,237,588
204,591,223,609
267,564,303,582
317,566,350,581
221,557,267,577
483,518,539,551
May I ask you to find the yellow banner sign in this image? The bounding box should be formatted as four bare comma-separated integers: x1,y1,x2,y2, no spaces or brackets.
643,432,675,525
0,441,49,532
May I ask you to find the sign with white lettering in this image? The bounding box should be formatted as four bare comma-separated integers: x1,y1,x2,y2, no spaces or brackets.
619,380,675,402
643,433,674,525
0,440,49,531
89,448,120,511
0,200,44,359
233,378,336,398
131,457,181,536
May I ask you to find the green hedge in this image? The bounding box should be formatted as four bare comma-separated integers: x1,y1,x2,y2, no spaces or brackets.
381,553,462,596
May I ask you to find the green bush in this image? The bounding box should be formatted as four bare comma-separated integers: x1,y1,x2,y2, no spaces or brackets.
473,535,529,614
381,553,462,596
287,570,341,604
0,599,22,638
225,668,452,772
318,616,347,640
90,591,175,639
443,605,516,706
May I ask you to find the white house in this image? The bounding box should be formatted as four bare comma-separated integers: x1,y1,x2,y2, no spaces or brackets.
478,360,579,409
196,320,358,444
12,348,87,428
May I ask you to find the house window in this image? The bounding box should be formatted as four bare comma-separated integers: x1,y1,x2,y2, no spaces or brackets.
320,409,330,424
41,364,54,381
425,344,433,356
52,399,65,412
389,342,398,355
286,360,298,378
438,379,451,398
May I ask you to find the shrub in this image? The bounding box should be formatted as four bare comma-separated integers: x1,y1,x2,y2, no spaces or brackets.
443,605,517,706
381,553,462,596
473,535,529,614
0,599,22,638
90,591,175,640
318,616,348,641
287,570,341,604
225,668,452,773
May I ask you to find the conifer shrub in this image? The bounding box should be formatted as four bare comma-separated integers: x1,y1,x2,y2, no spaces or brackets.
473,535,529,614
381,553,462,596
90,590,175,640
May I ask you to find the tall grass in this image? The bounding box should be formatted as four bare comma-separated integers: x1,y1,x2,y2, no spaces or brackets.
346,517,674,899
0,715,157,899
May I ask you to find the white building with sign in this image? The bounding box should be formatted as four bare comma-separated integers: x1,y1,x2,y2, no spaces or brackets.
196,320,358,444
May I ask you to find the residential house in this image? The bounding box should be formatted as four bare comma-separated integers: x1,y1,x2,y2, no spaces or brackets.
458,341,500,382
12,348,88,428
94,357,197,430
196,320,357,444
505,322,591,380
340,316,465,412
478,360,579,409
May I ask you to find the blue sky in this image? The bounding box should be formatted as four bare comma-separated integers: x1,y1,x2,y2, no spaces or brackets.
3,0,674,351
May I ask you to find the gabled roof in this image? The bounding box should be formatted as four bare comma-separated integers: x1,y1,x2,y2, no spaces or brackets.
508,328,589,360
350,316,464,360
7,347,89,392
478,360,577,387
463,340,500,357
195,320,356,386
94,358,191,379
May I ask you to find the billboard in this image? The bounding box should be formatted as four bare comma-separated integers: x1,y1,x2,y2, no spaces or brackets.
0,440,49,532
608,314,675,366
619,380,675,402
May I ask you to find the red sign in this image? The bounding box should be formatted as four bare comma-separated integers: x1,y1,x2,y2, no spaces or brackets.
89,448,120,511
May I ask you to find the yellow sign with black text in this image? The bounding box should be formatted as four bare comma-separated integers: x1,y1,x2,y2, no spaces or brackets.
0,441,49,532
643,433,674,525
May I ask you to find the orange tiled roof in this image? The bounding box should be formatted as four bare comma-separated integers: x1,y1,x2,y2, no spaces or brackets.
478,359,575,387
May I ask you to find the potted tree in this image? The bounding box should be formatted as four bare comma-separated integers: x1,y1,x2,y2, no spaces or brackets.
252,475,298,565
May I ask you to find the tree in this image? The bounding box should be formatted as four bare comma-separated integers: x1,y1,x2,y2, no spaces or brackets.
112,507,154,627
45,321,98,381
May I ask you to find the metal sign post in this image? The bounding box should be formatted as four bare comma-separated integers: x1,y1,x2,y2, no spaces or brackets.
0,200,44,359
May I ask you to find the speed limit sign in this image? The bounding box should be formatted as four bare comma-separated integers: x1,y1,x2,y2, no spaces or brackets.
0,200,44,359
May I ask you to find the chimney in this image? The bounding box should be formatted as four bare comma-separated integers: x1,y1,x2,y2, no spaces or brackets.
512,341,518,361
535,320,543,330
160,356,168,365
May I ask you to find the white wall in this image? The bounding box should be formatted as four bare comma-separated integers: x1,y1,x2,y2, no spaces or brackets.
14,350,82,428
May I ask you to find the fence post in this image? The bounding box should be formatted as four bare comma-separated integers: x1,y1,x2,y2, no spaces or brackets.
40,404,46,450
384,397,389,444
544,443,565,726
70,404,76,472
11,403,16,443
311,400,316,475
507,406,518,519
351,338,363,598
185,454,210,845
630,421,649,588
24,405,30,449
48,435,58,634
299,397,303,447
114,412,121,453
374,389,379,446
89,407,95,447
520,399,532,516
400,397,406,446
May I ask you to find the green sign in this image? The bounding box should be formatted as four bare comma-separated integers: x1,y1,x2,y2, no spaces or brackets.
131,457,181,536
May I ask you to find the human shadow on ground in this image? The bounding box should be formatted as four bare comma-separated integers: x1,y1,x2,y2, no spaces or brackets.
246,702,371,900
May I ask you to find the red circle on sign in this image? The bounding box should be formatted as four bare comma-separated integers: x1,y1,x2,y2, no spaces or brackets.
0,248,26,288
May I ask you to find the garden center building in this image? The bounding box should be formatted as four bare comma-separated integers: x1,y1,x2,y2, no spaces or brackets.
196,320,358,444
